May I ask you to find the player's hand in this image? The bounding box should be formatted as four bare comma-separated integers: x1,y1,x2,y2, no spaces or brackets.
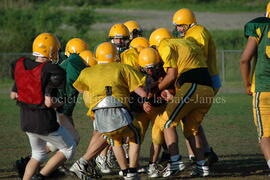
143,102,152,114
245,84,252,96
10,91,18,100
161,90,174,101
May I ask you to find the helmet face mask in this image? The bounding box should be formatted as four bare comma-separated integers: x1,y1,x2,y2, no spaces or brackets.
124,20,142,40
131,29,143,39
109,24,130,53
139,62,163,80
110,37,130,54
174,24,189,38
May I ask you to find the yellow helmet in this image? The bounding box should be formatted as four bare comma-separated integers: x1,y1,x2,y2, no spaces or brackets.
108,24,130,39
130,37,149,51
124,20,140,33
138,48,160,68
266,2,270,18
124,20,143,39
32,33,61,62
172,8,196,25
65,38,88,57
95,42,117,62
149,28,172,47
79,50,97,67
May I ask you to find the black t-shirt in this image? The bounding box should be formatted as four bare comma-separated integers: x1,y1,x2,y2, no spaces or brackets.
11,58,66,134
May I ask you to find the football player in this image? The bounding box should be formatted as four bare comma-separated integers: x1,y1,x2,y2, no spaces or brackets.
10,33,76,180
149,28,214,177
70,42,151,180
240,2,270,174
172,8,220,165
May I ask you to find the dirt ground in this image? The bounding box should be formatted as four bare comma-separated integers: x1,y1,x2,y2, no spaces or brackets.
93,8,262,31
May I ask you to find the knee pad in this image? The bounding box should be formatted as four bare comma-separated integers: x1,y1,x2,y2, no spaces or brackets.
31,150,48,163
60,144,76,160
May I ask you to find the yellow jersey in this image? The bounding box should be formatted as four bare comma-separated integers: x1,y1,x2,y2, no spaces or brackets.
73,62,145,116
120,48,140,71
158,38,207,77
184,24,218,76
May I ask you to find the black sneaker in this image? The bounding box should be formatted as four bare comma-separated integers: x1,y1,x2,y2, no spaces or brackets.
69,160,92,180
86,159,102,179
190,162,210,177
162,159,185,177
50,165,69,177
14,155,31,178
31,173,45,180
205,147,218,166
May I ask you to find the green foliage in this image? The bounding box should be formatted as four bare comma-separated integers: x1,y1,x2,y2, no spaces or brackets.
0,4,95,53
104,0,265,12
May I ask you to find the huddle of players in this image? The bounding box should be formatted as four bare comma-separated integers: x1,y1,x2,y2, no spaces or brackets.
11,8,221,180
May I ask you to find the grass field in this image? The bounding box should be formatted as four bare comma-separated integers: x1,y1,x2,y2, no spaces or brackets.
0,82,269,180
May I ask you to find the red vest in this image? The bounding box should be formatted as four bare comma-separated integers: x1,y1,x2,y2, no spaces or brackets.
15,58,46,105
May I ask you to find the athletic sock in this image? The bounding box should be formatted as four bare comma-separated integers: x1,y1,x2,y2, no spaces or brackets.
129,168,137,173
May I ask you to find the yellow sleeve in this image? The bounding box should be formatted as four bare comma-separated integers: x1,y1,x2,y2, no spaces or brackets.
120,49,139,70
186,29,219,76
73,70,89,92
158,43,177,72
122,64,146,92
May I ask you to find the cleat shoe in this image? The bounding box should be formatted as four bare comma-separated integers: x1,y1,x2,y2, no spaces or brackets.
124,172,140,180
191,163,210,177
205,147,218,166
69,160,92,180
57,165,69,174
137,166,146,174
86,159,102,179
14,155,31,178
107,149,119,169
162,160,185,177
119,170,124,176
31,173,45,180
147,163,159,178
95,155,112,174
50,165,69,177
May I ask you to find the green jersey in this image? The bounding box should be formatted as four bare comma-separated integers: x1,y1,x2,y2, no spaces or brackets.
58,53,87,116
244,17,270,92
